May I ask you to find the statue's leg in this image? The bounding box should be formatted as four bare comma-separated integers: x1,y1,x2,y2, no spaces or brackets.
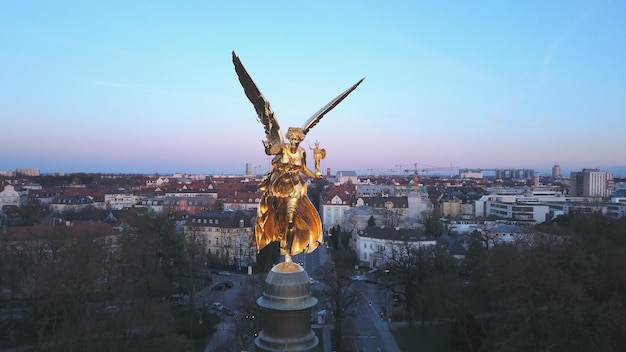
284,197,298,254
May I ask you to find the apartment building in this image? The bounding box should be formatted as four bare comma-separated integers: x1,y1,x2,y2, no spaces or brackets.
184,209,256,268
355,226,437,268
570,168,614,197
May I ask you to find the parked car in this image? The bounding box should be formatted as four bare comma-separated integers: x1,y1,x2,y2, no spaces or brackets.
210,302,225,311
211,280,234,291
217,271,231,276
209,302,234,316
104,305,119,313
351,275,365,281
169,294,185,306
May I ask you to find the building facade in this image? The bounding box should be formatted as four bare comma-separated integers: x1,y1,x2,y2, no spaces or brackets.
355,226,437,268
184,210,256,268
0,185,28,208
570,169,614,197
320,185,352,231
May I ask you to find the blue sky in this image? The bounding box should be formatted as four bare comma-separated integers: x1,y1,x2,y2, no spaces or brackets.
1,1,625,176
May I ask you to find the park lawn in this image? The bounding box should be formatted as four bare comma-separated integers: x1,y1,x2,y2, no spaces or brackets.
392,323,454,352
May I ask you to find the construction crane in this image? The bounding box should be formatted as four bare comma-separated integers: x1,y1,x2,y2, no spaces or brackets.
403,162,460,177
395,164,410,175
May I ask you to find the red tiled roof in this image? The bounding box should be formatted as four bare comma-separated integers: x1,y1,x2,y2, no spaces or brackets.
2,220,118,241
324,185,351,203
223,191,263,203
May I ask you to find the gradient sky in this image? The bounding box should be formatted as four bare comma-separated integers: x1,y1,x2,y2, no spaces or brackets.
1,1,625,176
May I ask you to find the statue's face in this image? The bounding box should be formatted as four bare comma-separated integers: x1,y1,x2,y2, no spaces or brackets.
288,136,302,145
286,128,304,144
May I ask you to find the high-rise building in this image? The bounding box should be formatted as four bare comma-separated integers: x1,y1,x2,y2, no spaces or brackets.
15,168,40,176
569,168,614,197
245,163,253,175
552,164,561,179
495,168,535,179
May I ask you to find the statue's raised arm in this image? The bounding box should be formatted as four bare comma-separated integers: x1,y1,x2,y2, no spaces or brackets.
232,51,364,260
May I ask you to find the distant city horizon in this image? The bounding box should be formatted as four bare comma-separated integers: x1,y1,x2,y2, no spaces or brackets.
3,164,626,178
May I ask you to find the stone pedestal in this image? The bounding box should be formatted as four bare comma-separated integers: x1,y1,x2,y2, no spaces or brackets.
255,261,318,352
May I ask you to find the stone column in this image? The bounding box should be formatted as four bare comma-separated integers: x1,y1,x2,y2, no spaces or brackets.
255,261,318,352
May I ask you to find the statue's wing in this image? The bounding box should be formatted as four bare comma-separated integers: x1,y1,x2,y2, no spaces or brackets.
232,51,283,146
301,77,365,135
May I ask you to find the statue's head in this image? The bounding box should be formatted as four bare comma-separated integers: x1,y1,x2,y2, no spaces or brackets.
286,127,305,143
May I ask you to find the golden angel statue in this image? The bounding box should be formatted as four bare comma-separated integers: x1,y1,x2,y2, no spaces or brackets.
310,140,326,177
232,51,364,260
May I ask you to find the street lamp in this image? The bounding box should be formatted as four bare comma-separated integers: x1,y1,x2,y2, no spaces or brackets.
246,313,258,339
384,269,390,321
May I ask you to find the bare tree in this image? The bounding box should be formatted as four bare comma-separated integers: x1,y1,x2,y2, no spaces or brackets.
231,273,264,351
380,208,402,228
341,213,358,236
182,224,206,338
420,210,443,237
315,261,361,351
385,239,436,328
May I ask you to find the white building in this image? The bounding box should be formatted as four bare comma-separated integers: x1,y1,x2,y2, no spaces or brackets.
469,222,555,248
459,170,483,179
334,171,359,185
49,194,95,213
355,226,437,268
184,210,256,268
570,169,614,197
222,191,262,211
606,197,626,219
320,185,352,231
486,201,549,223
105,192,142,210
0,185,28,208
15,168,40,176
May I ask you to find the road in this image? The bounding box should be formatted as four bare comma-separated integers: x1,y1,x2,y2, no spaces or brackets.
343,280,401,352
290,242,329,279
202,246,331,351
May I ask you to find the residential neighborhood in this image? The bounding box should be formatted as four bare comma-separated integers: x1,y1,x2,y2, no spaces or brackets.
1,166,625,351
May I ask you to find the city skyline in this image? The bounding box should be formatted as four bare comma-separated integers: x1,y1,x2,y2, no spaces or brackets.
2,1,625,175
3,164,626,179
